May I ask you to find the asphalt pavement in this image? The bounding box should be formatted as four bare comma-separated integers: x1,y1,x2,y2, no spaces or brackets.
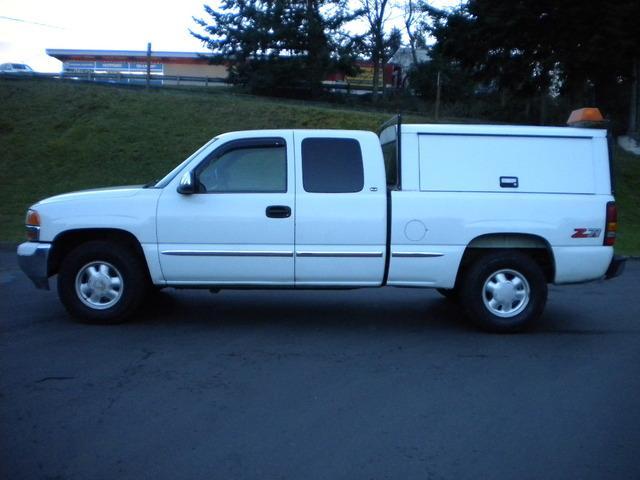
1,245,639,480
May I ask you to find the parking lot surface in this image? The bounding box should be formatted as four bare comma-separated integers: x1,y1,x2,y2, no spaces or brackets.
1,246,639,480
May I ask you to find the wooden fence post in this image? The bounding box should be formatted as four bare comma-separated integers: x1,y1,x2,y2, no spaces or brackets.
146,42,151,89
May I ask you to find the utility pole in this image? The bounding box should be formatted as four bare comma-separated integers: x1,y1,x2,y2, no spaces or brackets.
146,42,151,89
435,71,441,121
629,57,639,138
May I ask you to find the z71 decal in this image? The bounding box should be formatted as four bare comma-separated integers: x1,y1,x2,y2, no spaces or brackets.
571,228,602,239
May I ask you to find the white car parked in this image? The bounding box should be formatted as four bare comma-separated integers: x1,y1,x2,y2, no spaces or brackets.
0,63,34,74
17,110,625,331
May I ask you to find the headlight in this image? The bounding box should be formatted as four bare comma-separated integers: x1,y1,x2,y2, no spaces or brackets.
25,209,41,241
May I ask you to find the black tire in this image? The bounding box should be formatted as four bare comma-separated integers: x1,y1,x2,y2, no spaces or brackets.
57,240,149,324
459,250,547,333
436,287,459,301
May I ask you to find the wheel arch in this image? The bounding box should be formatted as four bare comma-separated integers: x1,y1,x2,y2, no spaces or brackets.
456,233,556,285
48,228,148,278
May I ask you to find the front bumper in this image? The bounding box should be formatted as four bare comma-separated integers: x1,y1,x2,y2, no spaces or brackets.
17,242,51,290
605,254,627,280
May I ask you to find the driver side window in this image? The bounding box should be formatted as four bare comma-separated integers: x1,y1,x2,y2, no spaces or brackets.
197,140,287,193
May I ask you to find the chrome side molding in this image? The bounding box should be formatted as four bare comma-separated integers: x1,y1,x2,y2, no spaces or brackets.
295,251,384,258
391,252,444,258
161,250,294,257
162,250,440,259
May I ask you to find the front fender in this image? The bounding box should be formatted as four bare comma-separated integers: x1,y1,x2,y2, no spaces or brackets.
36,189,161,243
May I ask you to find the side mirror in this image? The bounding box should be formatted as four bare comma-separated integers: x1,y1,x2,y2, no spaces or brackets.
177,170,197,195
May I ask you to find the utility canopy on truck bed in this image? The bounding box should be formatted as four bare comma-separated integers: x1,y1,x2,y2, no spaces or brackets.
379,115,610,194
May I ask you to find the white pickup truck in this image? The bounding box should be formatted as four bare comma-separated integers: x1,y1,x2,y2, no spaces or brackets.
17,113,625,331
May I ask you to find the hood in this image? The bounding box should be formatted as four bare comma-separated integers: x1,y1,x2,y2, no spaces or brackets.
35,185,144,206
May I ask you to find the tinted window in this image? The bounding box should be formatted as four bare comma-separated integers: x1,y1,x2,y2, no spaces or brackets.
381,141,398,187
301,138,364,193
197,144,286,193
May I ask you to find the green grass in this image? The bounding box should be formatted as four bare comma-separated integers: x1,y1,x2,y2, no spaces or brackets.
1,77,639,255
614,148,640,255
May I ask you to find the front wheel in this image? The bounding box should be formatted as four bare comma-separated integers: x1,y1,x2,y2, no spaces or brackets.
459,251,547,332
57,241,149,324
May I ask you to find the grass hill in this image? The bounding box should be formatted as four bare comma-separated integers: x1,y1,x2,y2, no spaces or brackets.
0,77,638,254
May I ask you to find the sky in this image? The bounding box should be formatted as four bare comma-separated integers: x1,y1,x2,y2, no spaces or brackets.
0,0,460,72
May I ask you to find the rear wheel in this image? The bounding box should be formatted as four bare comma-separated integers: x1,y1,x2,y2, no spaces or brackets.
459,250,547,332
57,241,149,324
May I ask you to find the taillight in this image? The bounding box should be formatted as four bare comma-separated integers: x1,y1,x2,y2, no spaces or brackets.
604,201,617,246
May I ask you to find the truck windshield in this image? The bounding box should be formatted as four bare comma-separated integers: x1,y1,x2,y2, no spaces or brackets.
151,138,218,188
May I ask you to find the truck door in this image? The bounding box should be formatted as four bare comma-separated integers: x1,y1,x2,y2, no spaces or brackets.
156,133,295,285
293,131,387,286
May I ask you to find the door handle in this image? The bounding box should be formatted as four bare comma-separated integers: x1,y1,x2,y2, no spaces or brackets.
266,205,291,218
500,176,519,188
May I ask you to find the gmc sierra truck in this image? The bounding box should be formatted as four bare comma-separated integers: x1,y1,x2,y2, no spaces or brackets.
17,113,626,331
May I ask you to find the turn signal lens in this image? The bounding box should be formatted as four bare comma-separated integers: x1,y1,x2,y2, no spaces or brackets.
604,202,617,246
25,209,41,241
26,209,40,226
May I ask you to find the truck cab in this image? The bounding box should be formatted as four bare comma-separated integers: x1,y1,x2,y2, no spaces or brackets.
155,129,388,287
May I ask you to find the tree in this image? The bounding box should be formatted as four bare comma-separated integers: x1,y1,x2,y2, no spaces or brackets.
409,53,475,103
385,27,403,69
402,0,431,68
192,0,356,96
550,0,640,130
431,0,640,129
356,0,392,97
402,0,420,66
433,2,555,112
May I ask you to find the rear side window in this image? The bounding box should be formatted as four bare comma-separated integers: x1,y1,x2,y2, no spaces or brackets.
301,138,364,193
381,141,397,187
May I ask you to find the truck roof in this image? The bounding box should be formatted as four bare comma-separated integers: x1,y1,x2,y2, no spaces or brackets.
214,129,378,141
401,123,606,138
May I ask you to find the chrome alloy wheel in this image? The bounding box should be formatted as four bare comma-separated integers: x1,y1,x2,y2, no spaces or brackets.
74,261,124,310
482,269,530,318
